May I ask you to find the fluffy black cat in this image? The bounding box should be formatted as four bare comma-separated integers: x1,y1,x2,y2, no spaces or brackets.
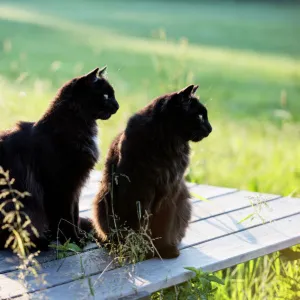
0,67,119,250
93,84,212,259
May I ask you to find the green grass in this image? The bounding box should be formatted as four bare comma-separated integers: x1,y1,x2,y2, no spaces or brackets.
0,0,299,298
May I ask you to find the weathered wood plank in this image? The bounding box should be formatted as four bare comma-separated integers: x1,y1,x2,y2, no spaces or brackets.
0,187,284,275
79,184,237,212
8,189,278,274
0,170,296,298
0,172,101,274
2,196,299,298
191,190,280,222
81,196,299,249
88,170,101,182
80,191,282,226
16,213,300,299
79,171,237,211
0,248,114,299
80,189,280,222
189,184,237,202
0,249,56,275
183,196,299,248
0,244,97,275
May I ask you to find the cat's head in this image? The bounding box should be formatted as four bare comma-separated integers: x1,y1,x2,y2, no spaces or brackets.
67,66,119,120
162,85,212,142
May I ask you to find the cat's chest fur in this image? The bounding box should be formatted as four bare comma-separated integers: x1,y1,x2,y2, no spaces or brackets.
149,143,190,190
91,134,100,160
79,125,100,163
162,150,189,182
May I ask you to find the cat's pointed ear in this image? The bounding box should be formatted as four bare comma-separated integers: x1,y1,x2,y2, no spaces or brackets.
178,85,195,97
98,66,107,78
84,67,99,83
192,85,199,94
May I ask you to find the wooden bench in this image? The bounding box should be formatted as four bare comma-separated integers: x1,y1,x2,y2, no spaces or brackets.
1,171,299,299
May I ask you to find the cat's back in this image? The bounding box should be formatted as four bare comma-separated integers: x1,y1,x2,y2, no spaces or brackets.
0,121,34,145
103,131,123,176
120,112,156,155
115,104,190,195
0,121,34,164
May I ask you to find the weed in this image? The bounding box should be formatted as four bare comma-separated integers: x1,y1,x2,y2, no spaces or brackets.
0,166,46,286
238,194,272,224
103,169,158,266
152,267,224,300
49,238,82,259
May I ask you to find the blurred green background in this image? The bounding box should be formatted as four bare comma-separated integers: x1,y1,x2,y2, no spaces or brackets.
0,0,299,298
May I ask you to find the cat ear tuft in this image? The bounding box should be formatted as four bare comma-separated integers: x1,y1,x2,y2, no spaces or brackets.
178,85,195,97
192,85,199,94
84,67,100,83
97,66,107,78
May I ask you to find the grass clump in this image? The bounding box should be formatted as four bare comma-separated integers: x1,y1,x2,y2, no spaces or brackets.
0,166,45,284
49,238,82,260
152,267,224,300
102,170,157,266
106,213,156,266
213,248,300,300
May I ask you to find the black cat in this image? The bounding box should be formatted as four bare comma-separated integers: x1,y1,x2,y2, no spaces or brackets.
92,84,212,259
0,67,119,250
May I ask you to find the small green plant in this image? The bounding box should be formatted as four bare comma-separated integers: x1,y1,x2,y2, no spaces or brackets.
78,256,95,297
0,166,45,284
190,192,210,203
49,238,82,259
182,267,224,300
238,194,272,224
0,167,35,255
106,210,157,266
152,267,224,300
103,168,158,266
49,237,84,273
270,246,300,300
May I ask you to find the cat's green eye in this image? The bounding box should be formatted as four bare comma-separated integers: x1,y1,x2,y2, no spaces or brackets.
199,115,204,122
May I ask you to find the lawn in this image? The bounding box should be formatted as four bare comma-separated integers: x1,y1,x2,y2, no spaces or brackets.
0,0,300,298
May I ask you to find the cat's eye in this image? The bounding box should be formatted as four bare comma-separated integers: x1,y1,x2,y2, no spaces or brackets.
199,114,204,122
103,94,109,100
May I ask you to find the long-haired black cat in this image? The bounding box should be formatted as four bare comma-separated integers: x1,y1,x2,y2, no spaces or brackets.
0,67,119,250
93,84,212,259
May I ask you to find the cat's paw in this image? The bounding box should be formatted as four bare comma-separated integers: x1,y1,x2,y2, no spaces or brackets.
79,217,93,234
156,245,180,259
76,231,92,247
58,229,79,244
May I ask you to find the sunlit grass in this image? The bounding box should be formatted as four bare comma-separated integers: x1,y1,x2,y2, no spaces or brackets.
1,76,299,199
1,4,300,79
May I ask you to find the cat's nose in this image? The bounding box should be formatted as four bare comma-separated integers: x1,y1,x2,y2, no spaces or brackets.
202,124,212,137
114,100,119,110
207,124,212,134
110,99,119,113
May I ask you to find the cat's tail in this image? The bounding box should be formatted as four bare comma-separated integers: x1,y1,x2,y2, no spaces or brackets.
92,189,110,244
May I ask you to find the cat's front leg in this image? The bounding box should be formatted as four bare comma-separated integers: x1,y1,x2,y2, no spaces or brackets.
79,217,93,233
150,201,180,259
73,202,93,241
174,183,192,244
49,206,79,244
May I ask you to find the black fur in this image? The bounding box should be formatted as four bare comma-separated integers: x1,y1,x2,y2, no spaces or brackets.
93,84,212,259
0,67,119,250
